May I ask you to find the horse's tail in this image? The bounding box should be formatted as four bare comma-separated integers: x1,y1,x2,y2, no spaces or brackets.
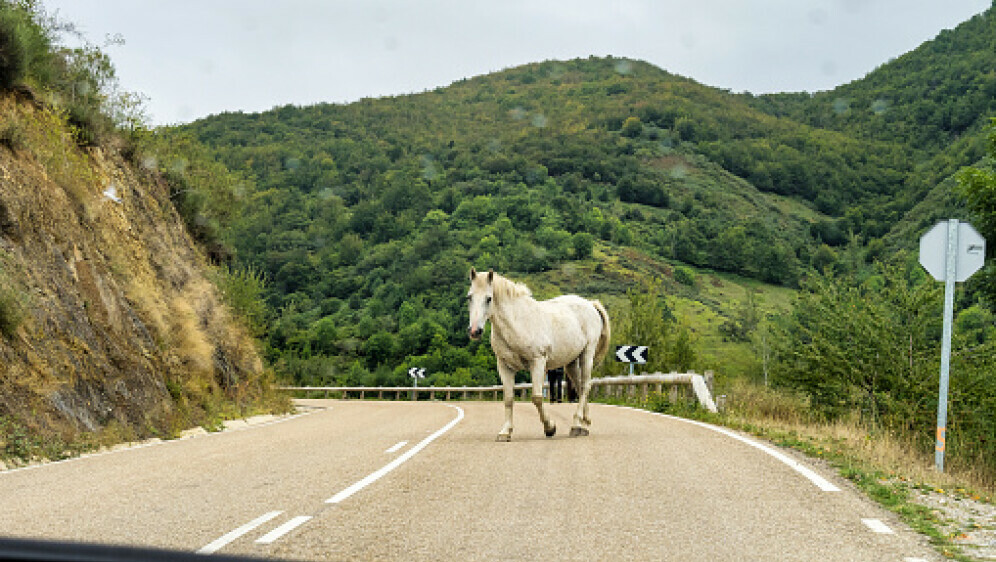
591,299,611,367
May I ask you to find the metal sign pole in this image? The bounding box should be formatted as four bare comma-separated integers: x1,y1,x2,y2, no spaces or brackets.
920,218,986,473
934,219,959,472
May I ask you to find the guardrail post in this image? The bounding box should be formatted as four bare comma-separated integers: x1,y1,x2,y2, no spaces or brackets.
704,370,714,395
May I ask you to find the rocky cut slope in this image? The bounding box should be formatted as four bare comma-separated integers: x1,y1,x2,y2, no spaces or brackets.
0,93,277,460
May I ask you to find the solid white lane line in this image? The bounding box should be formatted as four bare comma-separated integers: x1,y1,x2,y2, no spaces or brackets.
1,410,319,478
197,510,283,555
609,405,842,492
326,405,464,504
385,441,408,454
862,518,894,534
255,515,313,544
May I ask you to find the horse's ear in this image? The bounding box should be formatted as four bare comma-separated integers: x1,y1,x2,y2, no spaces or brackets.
469,267,477,281
487,269,494,284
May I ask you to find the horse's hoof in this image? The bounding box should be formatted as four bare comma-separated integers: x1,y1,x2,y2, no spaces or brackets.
496,433,512,442
569,427,589,437
545,424,556,438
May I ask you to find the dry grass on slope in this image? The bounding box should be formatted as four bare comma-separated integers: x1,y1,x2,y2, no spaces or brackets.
0,95,286,465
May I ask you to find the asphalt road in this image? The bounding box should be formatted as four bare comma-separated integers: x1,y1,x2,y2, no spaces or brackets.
0,400,942,561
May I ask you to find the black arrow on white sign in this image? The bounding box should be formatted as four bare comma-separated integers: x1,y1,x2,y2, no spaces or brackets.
408,367,426,379
615,345,648,364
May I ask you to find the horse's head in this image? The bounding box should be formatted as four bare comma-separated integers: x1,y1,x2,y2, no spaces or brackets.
467,267,494,340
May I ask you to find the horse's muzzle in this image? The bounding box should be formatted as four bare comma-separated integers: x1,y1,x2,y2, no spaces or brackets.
468,326,483,340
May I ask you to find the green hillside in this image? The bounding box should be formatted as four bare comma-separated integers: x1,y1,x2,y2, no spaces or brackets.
747,8,996,153
174,57,869,385
166,5,996,391
747,5,996,243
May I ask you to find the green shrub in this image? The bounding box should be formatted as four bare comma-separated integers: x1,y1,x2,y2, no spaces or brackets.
0,2,54,92
673,266,696,286
214,265,269,337
66,100,114,147
0,7,28,91
0,120,26,151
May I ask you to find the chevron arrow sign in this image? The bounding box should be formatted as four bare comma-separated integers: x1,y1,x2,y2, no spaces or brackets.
408,367,426,379
615,345,648,364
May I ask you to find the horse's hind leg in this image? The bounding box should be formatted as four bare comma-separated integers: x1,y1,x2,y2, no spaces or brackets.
529,361,556,437
496,361,516,442
570,354,594,437
565,359,586,435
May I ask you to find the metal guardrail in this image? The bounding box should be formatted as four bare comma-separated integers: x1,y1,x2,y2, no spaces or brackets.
591,371,717,413
278,370,717,413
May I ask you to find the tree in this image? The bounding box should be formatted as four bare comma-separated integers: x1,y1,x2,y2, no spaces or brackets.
571,232,594,259
0,6,29,90
362,330,396,369
621,116,643,138
771,264,941,426
617,278,675,374
957,118,996,309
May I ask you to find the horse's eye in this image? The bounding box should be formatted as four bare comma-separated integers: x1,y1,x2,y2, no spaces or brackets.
485,296,492,305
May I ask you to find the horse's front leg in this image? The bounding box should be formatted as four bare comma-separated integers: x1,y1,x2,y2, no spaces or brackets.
529,360,556,438
496,360,516,442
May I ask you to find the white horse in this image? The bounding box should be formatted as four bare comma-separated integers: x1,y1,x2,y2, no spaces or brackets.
467,268,611,441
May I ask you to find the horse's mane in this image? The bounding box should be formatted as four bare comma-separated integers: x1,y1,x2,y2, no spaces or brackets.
492,273,532,302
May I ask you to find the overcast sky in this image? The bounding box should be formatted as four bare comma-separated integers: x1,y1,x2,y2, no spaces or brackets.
40,0,993,126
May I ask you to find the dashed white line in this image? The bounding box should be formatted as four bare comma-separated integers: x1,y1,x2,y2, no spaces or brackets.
200,404,462,553
327,405,464,504
607,405,842,492
862,518,894,534
255,515,313,544
197,510,283,554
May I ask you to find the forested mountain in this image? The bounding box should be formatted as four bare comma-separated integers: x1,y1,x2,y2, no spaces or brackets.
747,5,996,241
172,4,996,387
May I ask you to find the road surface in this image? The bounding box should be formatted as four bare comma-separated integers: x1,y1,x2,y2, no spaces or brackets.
0,400,941,561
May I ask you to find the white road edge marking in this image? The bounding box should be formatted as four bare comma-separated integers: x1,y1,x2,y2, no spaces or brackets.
862,518,895,534
385,441,408,454
327,405,464,504
1,410,320,478
608,405,842,492
255,515,313,544
197,510,283,555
